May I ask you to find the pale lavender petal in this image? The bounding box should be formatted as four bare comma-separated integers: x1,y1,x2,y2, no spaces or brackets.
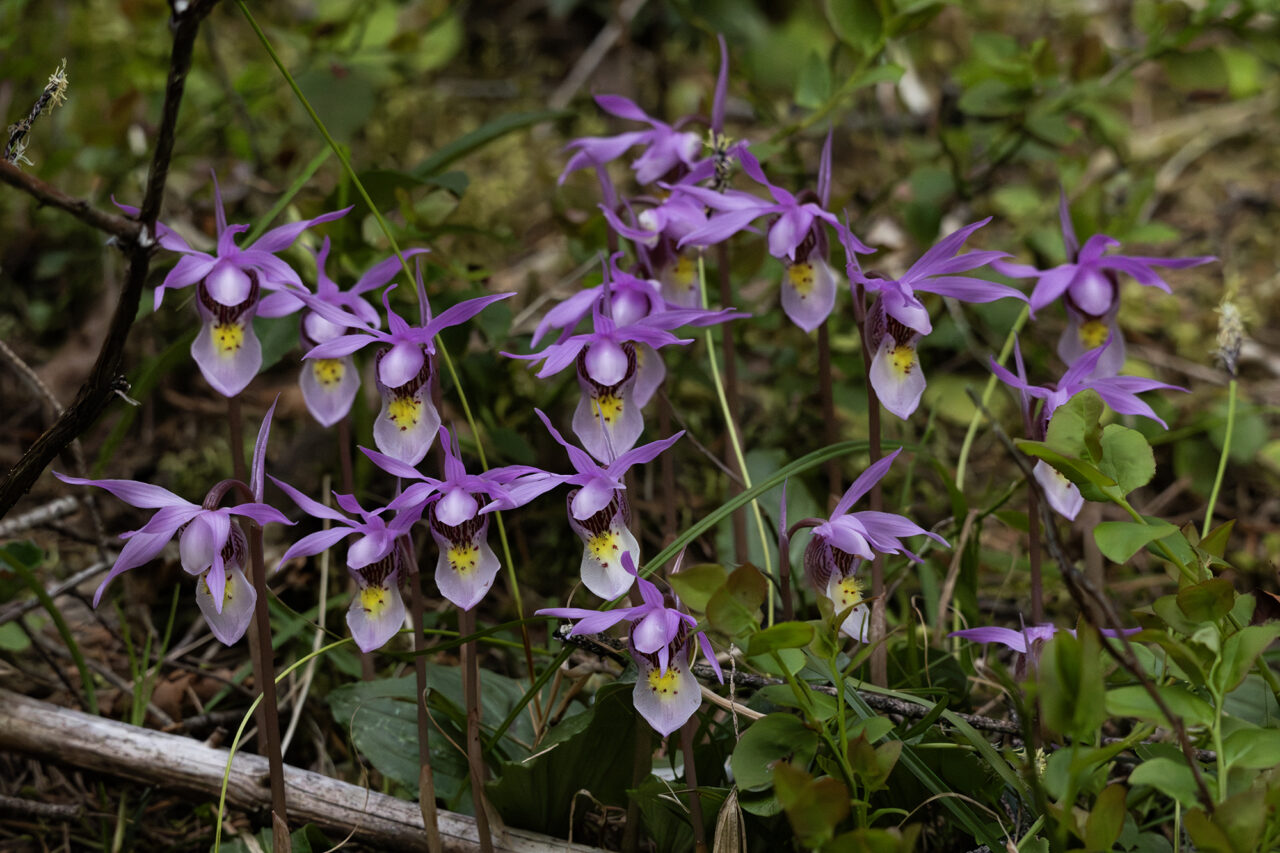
270,476,350,523
1067,268,1116,316
1058,192,1079,259
559,132,649,183
347,531,393,570
376,342,424,390
305,334,374,361
853,510,948,547
679,207,768,249
831,448,904,518
157,255,216,308
584,338,629,386
92,530,175,606
257,289,307,318
53,472,189,510
780,256,837,333
425,292,514,338
579,523,640,600
1077,234,1120,263
535,408,599,476
1034,460,1084,520
197,564,256,645
949,626,1029,653
869,337,926,420
372,390,441,466
362,446,430,481
632,343,666,408
436,488,479,528
178,512,228,576
532,288,600,347
238,251,304,290
250,207,352,254
1027,265,1078,313
573,382,644,464
767,207,811,261
205,260,252,306
353,248,429,294
435,535,500,611
908,218,991,278
837,603,871,642
347,576,405,652
633,653,701,737
594,94,654,123
569,479,619,521
300,355,361,427
610,430,683,475
276,527,352,570
915,275,1025,304
192,318,261,398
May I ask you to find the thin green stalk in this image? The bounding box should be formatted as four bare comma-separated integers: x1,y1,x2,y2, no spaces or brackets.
955,305,1029,490
696,255,775,621
1202,378,1236,537
9,556,98,715
237,0,533,689
214,638,355,853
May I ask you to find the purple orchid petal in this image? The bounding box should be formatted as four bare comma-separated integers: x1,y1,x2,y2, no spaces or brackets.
300,355,361,427
914,275,1025,303
633,652,701,737
347,574,405,652
53,472,190,510
270,476,350,523
378,341,426,390
434,533,500,611
949,626,1032,653
92,529,176,606
191,317,262,398
832,448,903,517
249,207,352,255
156,255,216,309
869,337,926,420
1034,460,1084,520
197,563,256,645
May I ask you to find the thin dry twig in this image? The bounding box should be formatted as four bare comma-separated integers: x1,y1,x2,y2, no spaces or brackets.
0,0,222,521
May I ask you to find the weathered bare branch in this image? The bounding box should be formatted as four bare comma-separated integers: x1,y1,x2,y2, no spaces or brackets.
0,160,141,241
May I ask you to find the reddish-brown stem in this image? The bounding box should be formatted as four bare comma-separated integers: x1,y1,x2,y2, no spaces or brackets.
408,554,442,853
0,162,141,241
460,607,493,853
853,284,887,686
246,522,289,846
226,395,248,485
680,719,707,853
817,320,840,508
716,243,747,563
1028,486,1043,624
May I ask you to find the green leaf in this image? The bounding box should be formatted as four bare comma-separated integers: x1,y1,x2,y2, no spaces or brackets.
825,0,883,54
726,563,768,610
252,315,299,372
1016,440,1117,492
1176,578,1236,623
1215,624,1280,695
795,50,831,109
1097,424,1156,495
1094,519,1179,564
773,763,850,849
1085,784,1127,852
731,713,819,792
748,621,815,656
667,563,726,613
1128,757,1203,809
707,588,759,638
1198,519,1235,560
1106,684,1215,729
1045,389,1104,460
1039,627,1106,740
486,682,637,836
1221,727,1280,770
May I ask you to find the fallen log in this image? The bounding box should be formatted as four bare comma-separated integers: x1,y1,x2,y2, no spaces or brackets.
0,688,599,852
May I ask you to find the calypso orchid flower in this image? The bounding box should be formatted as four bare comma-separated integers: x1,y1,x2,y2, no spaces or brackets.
950,621,1141,677
120,175,350,397
301,269,513,465
531,253,747,411
272,478,422,652
990,336,1185,519
364,427,561,611
537,553,723,736
559,36,731,188
508,298,695,463
259,238,428,427
675,140,875,332
535,409,682,600
803,448,948,639
993,194,1214,376
55,400,289,645
844,217,1022,419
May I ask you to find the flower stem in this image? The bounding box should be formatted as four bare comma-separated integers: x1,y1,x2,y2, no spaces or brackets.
818,320,840,507
853,284,887,686
696,255,774,622
226,395,247,485
408,552,442,853
680,719,707,853
1028,484,1043,625
246,521,289,848
236,0,537,692
1202,378,1237,538
460,607,493,853
955,305,1029,490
